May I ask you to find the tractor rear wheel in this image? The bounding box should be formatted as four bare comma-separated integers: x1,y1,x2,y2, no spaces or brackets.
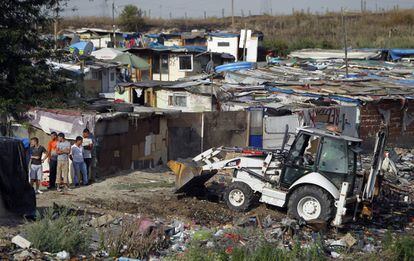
224,182,255,212
287,185,334,221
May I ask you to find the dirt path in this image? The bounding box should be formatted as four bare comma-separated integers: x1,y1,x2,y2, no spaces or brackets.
35,169,285,226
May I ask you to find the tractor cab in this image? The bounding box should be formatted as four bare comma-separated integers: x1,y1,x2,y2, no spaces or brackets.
280,127,362,191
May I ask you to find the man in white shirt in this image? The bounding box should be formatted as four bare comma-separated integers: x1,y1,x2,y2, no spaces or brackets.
70,136,88,186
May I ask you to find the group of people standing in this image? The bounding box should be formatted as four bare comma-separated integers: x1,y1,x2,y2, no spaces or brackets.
29,128,94,193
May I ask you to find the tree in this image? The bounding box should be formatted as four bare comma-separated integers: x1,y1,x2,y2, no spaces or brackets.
0,0,71,117
118,5,146,32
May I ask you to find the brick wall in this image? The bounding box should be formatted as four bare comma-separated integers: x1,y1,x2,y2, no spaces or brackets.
360,99,414,148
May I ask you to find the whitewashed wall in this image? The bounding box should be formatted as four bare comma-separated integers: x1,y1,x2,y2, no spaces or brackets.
207,36,239,61
156,89,212,112
168,55,188,81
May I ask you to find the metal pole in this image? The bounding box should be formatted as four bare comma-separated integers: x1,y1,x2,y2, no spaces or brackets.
54,1,59,50
201,113,204,153
341,9,349,78
242,24,248,61
112,1,116,47
231,0,235,30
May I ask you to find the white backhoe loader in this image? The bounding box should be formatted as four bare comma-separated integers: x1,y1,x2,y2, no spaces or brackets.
168,126,388,226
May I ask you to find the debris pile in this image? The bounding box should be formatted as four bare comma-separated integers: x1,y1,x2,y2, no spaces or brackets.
393,148,414,183
1,196,414,260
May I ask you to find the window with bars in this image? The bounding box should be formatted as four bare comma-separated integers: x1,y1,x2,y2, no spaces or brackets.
168,93,187,107
217,41,230,47
178,55,193,71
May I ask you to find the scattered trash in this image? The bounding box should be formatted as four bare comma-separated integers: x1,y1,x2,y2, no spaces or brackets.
330,251,341,258
13,250,35,261
329,239,347,248
305,219,328,232
11,235,31,249
89,214,115,227
118,257,142,261
341,233,357,248
56,250,70,260
137,217,156,235
363,244,375,253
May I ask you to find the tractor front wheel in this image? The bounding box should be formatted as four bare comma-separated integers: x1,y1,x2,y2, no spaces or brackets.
287,185,334,221
224,182,255,212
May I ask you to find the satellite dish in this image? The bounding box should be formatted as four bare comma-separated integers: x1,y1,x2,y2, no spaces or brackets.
82,41,94,56
69,41,94,57
70,34,80,45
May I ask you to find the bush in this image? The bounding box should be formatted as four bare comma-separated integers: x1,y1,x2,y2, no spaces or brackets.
172,240,326,261
385,235,414,261
263,39,290,57
24,207,91,255
100,218,168,259
359,231,414,261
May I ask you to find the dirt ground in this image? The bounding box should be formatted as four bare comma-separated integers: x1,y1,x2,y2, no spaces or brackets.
33,169,284,227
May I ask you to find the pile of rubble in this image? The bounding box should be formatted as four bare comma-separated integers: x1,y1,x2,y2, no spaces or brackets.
393,148,414,182
1,203,414,260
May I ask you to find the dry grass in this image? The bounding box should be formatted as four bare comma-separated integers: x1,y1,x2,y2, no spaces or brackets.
61,9,414,52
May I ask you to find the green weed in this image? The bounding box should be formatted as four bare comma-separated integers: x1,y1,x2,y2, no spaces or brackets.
23,207,91,255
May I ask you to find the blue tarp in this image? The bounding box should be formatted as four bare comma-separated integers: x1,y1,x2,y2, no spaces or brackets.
179,45,207,53
387,49,414,61
215,62,256,73
249,135,263,148
147,43,207,53
148,42,170,50
123,33,140,39
146,34,160,38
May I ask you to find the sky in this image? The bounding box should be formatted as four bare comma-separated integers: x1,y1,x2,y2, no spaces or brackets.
63,0,414,18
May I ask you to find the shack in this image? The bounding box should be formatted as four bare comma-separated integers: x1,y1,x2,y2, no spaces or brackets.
215,61,414,148
23,108,171,176
115,80,216,112
50,60,119,96
126,46,234,81
207,31,264,62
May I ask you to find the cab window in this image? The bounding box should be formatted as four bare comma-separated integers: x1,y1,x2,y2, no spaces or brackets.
287,133,319,169
281,133,319,186
318,137,347,174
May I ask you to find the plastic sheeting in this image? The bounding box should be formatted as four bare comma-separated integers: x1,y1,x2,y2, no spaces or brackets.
215,62,256,73
388,49,414,61
0,137,36,216
28,110,96,141
289,49,381,60
91,48,123,60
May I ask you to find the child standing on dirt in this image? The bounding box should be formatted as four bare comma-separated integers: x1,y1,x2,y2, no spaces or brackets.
29,137,47,194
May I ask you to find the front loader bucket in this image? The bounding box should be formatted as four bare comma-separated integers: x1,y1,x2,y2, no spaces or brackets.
168,160,217,194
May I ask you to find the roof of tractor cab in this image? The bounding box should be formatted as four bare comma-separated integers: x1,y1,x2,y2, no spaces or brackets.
298,127,363,143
